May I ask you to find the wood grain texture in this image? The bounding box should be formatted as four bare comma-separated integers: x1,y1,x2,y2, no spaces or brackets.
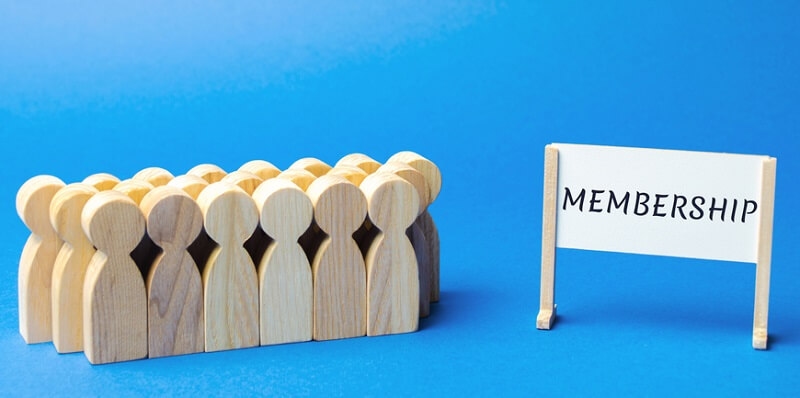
361,173,420,336
81,191,147,364
387,151,441,302
289,157,332,177
336,153,381,174
188,164,227,184
141,186,205,357
253,178,313,345
197,182,259,352
753,157,776,350
16,175,66,344
277,169,317,192
306,175,367,340
239,160,281,181
378,162,431,318
168,175,209,200
222,170,263,195
49,183,98,353
82,173,120,191
537,145,558,330
327,165,369,187
133,167,174,187
115,180,158,279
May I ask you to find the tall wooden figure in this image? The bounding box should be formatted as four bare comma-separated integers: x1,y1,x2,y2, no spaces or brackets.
253,179,314,345
81,191,147,364
50,183,99,353
197,182,259,352
17,175,66,344
140,186,205,358
306,175,368,340
361,173,420,336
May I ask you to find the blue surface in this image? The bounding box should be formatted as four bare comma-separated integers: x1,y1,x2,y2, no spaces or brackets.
1,1,799,396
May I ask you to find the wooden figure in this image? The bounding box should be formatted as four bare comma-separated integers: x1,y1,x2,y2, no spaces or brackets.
113,179,155,205
132,167,174,187
168,174,209,200
289,157,332,177
239,160,281,181
377,162,432,318
306,175,367,340
16,175,66,344
277,169,317,192
188,164,227,184
326,165,369,187
336,153,381,174
81,191,147,364
140,186,205,358
361,173,420,336
222,170,264,195
197,182,259,352
387,151,442,303
252,179,313,345
49,183,99,353
82,173,120,191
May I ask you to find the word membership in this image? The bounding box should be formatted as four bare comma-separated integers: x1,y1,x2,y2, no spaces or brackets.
562,187,759,223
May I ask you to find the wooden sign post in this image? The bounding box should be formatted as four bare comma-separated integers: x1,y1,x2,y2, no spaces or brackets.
537,143,777,350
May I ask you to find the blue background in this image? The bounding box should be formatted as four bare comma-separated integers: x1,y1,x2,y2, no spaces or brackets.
1,1,798,396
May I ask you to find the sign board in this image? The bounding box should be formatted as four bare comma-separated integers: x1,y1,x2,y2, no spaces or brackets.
536,143,776,350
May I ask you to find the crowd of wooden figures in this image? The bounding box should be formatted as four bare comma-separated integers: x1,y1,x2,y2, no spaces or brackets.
16,152,441,364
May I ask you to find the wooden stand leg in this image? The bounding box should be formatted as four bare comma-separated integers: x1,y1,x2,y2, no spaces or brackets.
537,145,558,330
752,157,776,350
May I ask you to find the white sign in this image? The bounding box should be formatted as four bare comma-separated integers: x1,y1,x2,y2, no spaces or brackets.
554,143,768,263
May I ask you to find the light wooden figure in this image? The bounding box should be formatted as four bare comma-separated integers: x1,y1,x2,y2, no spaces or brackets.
277,169,317,192
327,165,369,187
197,182,259,352
140,186,205,358
289,157,332,177
16,175,66,344
239,160,281,181
378,161,432,318
82,173,120,191
222,170,264,195
188,164,227,184
133,167,174,187
49,183,99,353
113,179,155,205
361,173,420,335
168,174,209,200
81,191,147,364
253,179,313,345
388,151,441,303
336,153,381,174
306,175,367,340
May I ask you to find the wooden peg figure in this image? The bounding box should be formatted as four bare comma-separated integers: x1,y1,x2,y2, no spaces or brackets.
336,153,382,174
168,174,209,200
114,180,157,279
326,165,369,187
82,173,120,191
113,179,155,205
253,179,313,345
306,175,367,340
361,173,420,336
239,160,281,181
16,175,66,343
289,157,332,177
49,183,99,353
188,164,227,184
277,169,317,192
133,167,174,187
388,151,442,303
222,170,264,195
197,182,259,352
81,191,147,364
378,161,432,318
140,186,205,358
